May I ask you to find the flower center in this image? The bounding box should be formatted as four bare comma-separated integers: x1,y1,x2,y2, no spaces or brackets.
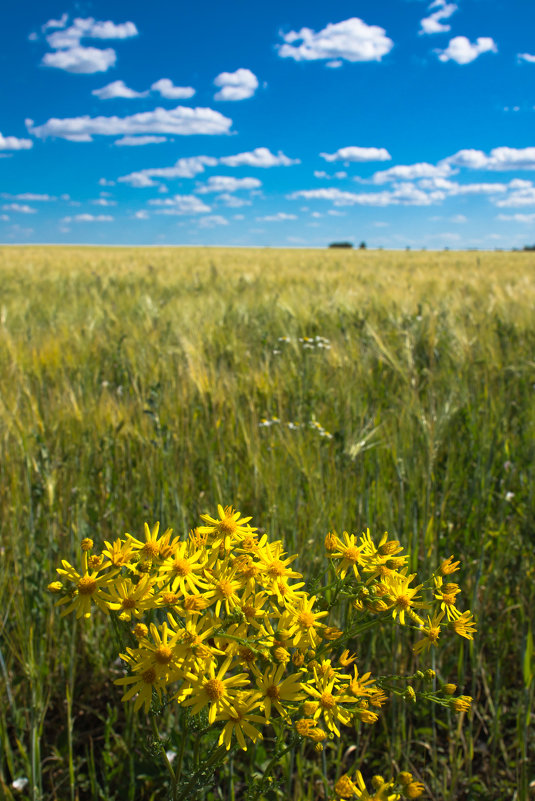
396,594,412,610
218,519,236,535
162,592,178,605
268,560,286,577
217,580,234,598
78,576,97,595
319,692,336,710
266,684,280,700
142,541,159,558
427,626,440,643
173,558,191,577
344,546,361,564
121,597,137,610
155,645,173,664
142,668,157,684
205,678,225,701
298,611,315,628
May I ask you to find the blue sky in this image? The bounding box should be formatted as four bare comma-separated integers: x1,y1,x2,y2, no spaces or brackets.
1,0,535,248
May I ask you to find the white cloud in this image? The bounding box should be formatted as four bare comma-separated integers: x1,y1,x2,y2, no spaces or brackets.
420,3,457,34
494,185,535,207
2,203,37,213
436,36,497,64
42,46,117,73
151,79,195,99
217,193,251,207
114,135,167,146
518,53,535,63
91,198,117,206
219,147,299,167
2,193,54,201
288,185,436,206
256,212,298,221
320,146,391,162
443,147,535,171
46,18,138,49
418,177,508,195
27,106,232,141
0,214,9,221
314,170,348,179
278,17,393,64
450,214,467,223
42,14,68,32
119,156,218,187
92,80,148,99
99,178,115,186
214,69,259,101
149,195,211,214
196,176,262,194
0,133,33,151
61,214,114,222
198,215,229,227
371,162,454,183
133,210,149,219
497,213,535,222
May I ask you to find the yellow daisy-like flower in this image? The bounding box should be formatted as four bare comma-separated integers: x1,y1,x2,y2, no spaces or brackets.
101,537,136,568
181,655,250,724
55,558,118,619
198,505,256,551
380,572,426,626
203,566,244,617
101,575,155,621
439,555,460,575
451,610,477,640
330,531,367,580
126,522,166,562
159,541,208,596
114,664,165,714
255,541,303,589
216,693,264,751
413,610,445,655
254,663,305,720
288,595,329,650
301,670,352,737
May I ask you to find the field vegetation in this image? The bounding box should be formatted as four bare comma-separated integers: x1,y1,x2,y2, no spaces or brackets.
0,246,534,800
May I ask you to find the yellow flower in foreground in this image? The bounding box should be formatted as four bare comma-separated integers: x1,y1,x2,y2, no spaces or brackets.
254,663,305,720
55,559,118,619
288,595,328,650
115,665,164,714
451,610,477,640
199,504,256,550
216,693,264,750
380,572,426,626
182,655,249,723
413,611,445,655
439,555,460,575
126,522,167,561
334,774,357,798
302,671,352,737
451,695,472,713
406,781,425,798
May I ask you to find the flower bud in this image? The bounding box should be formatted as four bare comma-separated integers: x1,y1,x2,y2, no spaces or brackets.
81,538,93,551
442,683,456,695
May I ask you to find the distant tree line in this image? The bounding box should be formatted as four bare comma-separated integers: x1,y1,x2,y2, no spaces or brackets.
328,241,367,249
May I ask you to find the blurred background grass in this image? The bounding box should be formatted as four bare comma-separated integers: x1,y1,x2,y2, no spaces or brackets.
0,246,534,800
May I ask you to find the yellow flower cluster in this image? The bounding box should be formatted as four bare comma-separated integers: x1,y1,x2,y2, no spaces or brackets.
49,507,475,764
326,529,476,654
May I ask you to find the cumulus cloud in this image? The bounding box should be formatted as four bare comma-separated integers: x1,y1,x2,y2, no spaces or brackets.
196,176,262,194
314,170,347,179
214,69,259,101
41,13,68,32
62,213,114,222
0,133,33,151
371,162,455,183
278,17,393,64
92,80,148,99
198,215,229,227
436,36,497,64
497,212,535,222
149,195,211,214
27,106,232,141
40,16,138,74
151,79,195,99
45,18,138,49
320,146,391,162
256,212,297,221
2,193,54,201
119,156,218,187
288,185,438,206
219,147,299,167
114,135,167,146
42,46,117,73
2,203,37,213
216,193,251,208
518,53,535,63
443,147,535,170
419,2,457,35
494,183,535,207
